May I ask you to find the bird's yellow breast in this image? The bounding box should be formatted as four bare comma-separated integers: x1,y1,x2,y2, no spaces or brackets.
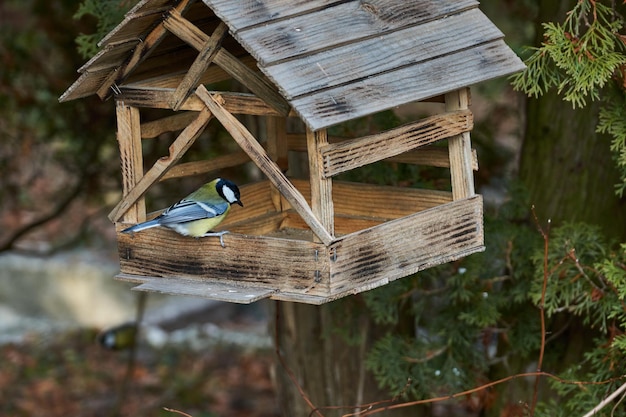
167,206,230,237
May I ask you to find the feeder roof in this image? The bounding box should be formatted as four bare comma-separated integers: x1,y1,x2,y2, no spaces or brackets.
60,0,525,130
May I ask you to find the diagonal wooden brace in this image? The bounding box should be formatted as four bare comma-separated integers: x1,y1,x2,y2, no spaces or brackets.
109,107,213,223
169,22,228,111
195,85,334,246
164,9,290,116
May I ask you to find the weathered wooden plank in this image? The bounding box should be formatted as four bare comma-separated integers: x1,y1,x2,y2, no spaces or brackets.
286,133,478,170
281,211,384,236
223,211,287,236
290,40,526,131
391,147,478,171
117,229,330,296
266,116,289,211
59,69,116,102
263,9,502,99
109,108,213,222
269,292,333,305
115,103,146,224
202,0,345,31
170,21,228,110
159,151,250,181
78,39,138,73
196,86,334,245
163,9,290,115
124,53,258,88
132,277,276,304
141,112,199,138
287,179,452,220
333,182,452,218
307,128,334,237
320,110,473,177
446,89,475,200
117,87,289,115
233,0,479,65
328,195,484,294
98,0,173,47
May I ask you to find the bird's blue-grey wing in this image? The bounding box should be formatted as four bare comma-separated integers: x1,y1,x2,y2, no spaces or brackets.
157,199,229,225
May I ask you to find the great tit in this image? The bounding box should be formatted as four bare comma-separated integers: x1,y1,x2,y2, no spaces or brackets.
121,178,243,247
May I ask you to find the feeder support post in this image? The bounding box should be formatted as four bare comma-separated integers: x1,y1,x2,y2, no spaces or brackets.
115,101,146,224
445,88,475,200
307,127,334,239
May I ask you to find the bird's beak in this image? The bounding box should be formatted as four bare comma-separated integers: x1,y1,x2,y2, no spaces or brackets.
237,200,244,207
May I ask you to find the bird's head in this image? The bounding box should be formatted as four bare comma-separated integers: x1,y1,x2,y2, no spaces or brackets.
216,178,243,206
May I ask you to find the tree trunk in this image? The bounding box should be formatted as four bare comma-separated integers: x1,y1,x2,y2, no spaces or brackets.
273,299,420,417
519,0,626,240
521,94,626,239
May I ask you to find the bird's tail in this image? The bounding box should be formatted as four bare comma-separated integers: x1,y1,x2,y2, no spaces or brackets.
121,219,161,234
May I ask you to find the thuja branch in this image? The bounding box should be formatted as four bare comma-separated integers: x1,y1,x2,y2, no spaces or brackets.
531,206,551,416
341,372,626,417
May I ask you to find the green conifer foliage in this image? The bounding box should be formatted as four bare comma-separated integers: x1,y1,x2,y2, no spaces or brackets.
74,0,131,58
512,0,626,195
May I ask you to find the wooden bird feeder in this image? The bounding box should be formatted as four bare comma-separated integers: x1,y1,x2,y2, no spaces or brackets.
61,0,525,304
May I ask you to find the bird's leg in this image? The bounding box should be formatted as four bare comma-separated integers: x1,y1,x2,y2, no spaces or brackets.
202,230,230,248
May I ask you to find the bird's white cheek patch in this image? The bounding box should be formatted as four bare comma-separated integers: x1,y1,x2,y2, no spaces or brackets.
222,187,237,204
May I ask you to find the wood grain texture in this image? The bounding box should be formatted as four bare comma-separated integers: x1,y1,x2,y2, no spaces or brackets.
321,110,473,177
131,277,276,303
170,21,228,110
164,9,290,115
78,40,138,73
117,229,331,296
202,0,345,31
307,128,334,236
115,103,146,224
220,181,277,225
97,0,196,100
232,0,479,65
445,88,475,200
98,0,174,47
109,108,212,222
266,116,289,211
286,133,478,170
115,193,483,303
140,112,199,138
391,146,478,171
290,40,525,130
263,9,501,99
159,151,250,181
328,195,484,294
117,87,291,115
196,86,333,245
278,179,452,220
222,179,451,232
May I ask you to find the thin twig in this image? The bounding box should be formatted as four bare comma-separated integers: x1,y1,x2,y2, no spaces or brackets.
611,383,626,417
530,206,550,417
163,407,194,417
313,378,412,417
342,372,625,417
582,380,626,417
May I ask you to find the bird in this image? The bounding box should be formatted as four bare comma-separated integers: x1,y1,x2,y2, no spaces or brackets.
97,322,138,350
121,178,243,247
